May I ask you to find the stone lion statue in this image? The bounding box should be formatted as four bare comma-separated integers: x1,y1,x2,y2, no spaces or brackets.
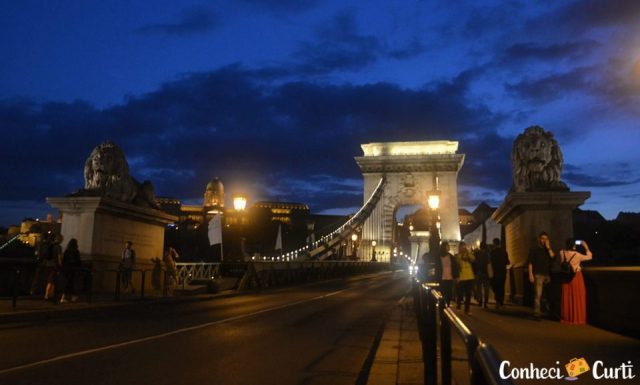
70,141,159,208
511,126,568,192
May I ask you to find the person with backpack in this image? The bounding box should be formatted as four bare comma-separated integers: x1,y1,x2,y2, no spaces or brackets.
60,238,81,303
559,239,592,324
44,234,63,301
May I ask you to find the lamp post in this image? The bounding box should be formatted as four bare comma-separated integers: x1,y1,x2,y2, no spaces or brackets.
351,233,358,260
371,240,377,262
427,175,441,281
231,194,248,261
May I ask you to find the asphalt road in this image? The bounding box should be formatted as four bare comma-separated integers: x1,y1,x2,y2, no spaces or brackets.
0,271,410,385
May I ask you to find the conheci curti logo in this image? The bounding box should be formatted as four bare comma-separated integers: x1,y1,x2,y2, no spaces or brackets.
498,358,636,381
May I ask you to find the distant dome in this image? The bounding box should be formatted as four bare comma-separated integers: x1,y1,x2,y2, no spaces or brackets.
204,177,224,208
206,178,224,192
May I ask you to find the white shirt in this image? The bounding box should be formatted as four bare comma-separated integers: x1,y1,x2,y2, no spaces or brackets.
441,255,453,280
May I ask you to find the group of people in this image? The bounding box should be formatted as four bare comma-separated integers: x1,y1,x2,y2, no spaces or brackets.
31,232,82,303
119,241,180,295
426,232,592,324
429,238,509,315
529,231,592,324
31,236,181,301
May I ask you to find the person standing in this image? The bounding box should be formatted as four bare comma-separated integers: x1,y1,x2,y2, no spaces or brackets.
456,242,475,315
473,242,491,309
559,239,592,324
434,241,459,306
60,238,81,303
490,238,510,309
163,247,179,296
31,232,53,295
44,234,63,301
120,241,136,294
528,232,555,320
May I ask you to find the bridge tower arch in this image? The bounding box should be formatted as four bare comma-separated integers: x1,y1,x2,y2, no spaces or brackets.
355,141,465,262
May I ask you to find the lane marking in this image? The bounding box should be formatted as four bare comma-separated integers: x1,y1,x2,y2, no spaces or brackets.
0,276,399,375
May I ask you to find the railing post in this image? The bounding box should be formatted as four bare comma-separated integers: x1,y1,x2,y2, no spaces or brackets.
115,269,121,301
140,270,146,300
440,299,452,385
163,269,168,298
465,334,480,383
87,269,93,303
425,288,438,385
12,267,20,309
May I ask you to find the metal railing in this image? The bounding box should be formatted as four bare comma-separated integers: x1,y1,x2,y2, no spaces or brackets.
413,279,514,385
1,260,180,309
175,262,221,285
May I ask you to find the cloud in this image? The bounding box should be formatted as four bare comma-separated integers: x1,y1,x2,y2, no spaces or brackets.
0,64,507,225
291,9,427,75
502,40,598,62
549,0,640,32
505,66,595,102
136,6,217,36
564,163,640,188
239,0,321,14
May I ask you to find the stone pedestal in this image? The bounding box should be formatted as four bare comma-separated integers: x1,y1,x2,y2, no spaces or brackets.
492,191,590,303
47,197,177,293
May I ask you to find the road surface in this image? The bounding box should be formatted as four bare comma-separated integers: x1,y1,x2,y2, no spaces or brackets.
0,271,410,385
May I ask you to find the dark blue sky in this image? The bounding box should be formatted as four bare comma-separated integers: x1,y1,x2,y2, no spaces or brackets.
1,0,639,225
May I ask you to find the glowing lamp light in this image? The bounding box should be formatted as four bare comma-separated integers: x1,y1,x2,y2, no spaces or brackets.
233,194,247,211
371,240,377,247
428,193,440,210
351,234,358,242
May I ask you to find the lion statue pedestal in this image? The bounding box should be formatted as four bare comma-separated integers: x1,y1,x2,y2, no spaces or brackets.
47,141,176,294
492,126,590,304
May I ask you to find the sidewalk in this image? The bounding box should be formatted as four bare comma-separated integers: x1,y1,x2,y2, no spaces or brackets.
366,296,640,385
367,296,423,385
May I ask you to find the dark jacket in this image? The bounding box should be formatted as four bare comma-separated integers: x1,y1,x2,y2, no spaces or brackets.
490,247,510,276
473,248,491,276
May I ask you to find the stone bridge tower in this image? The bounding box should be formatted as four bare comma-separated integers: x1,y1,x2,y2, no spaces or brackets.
355,141,465,262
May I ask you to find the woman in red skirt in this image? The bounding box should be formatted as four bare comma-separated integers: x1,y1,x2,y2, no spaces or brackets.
559,239,592,324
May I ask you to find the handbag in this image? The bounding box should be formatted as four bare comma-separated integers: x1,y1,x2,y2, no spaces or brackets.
559,251,577,283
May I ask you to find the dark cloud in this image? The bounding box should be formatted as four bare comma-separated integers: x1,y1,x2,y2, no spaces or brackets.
505,66,594,102
564,163,640,188
565,172,640,188
292,9,427,75
550,0,640,32
239,0,321,14
292,9,382,74
502,40,598,62
0,64,507,224
136,6,217,36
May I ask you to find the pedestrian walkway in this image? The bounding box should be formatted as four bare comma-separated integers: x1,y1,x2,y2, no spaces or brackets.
367,296,640,385
367,296,423,385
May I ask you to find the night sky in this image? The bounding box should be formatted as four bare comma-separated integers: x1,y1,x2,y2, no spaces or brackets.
1,0,639,226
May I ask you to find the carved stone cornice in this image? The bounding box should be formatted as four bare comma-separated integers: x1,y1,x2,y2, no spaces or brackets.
354,154,465,173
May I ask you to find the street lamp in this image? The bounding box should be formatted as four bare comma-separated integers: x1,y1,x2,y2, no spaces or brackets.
426,174,441,281
371,240,377,262
233,194,247,211
351,233,359,260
